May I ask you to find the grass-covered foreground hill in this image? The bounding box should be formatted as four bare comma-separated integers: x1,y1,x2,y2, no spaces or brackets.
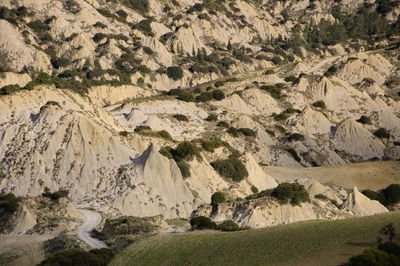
111,212,400,266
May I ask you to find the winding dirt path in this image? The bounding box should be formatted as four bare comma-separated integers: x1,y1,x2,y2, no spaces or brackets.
77,209,107,249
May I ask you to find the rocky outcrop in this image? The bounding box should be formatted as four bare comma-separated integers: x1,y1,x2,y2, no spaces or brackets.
341,187,389,216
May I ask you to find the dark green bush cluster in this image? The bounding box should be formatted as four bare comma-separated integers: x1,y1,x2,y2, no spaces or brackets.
0,6,28,25
0,85,23,96
324,65,338,77
259,84,283,99
217,220,241,231
43,234,81,256
199,138,228,153
190,216,217,230
177,161,191,178
205,114,218,121
195,89,225,102
211,157,248,182
135,19,154,37
356,115,371,125
173,114,189,122
251,185,259,194
227,127,255,138
136,129,173,141
121,0,149,15
166,89,195,102
28,19,53,43
0,193,21,216
38,248,115,266
63,0,81,14
312,100,326,109
105,216,160,236
374,128,390,139
42,187,69,201
287,133,305,142
211,191,226,206
362,184,400,206
167,66,184,81
134,125,152,132
284,75,297,83
160,141,200,163
348,223,400,265
190,216,242,232
93,33,128,43
270,183,310,205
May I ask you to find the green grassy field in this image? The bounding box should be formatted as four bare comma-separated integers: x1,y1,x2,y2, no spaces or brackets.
110,212,400,266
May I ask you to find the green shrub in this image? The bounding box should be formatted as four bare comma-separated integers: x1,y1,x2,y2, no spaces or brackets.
312,100,326,109
177,161,190,178
200,138,224,153
0,84,23,95
362,189,386,204
287,133,304,142
206,114,218,121
136,19,154,36
217,220,240,231
134,125,152,132
357,115,371,125
196,91,213,102
227,127,239,137
348,248,399,266
251,185,259,194
121,0,149,15
238,128,255,137
284,75,297,83
217,121,230,128
0,193,20,216
190,216,217,230
259,85,282,99
324,65,337,77
212,89,225,100
43,234,81,255
271,183,310,205
93,21,107,28
211,157,248,182
176,92,195,102
38,249,115,266
173,114,189,122
63,0,81,14
315,194,329,200
174,141,200,162
116,9,128,19
382,184,400,206
211,192,226,206
378,242,400,257
42,187,69,201
142,46,154,55
159,146,174,159
273,113,289,121
374,128,390,139
167,66,183,81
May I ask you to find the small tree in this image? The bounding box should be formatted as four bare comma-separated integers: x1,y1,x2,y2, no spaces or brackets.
190,216,217,230
211,192,226,206
167,66,183,81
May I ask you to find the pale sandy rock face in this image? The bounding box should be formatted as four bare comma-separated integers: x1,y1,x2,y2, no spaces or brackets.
243,153,278,191
12,205,37,234
288,106,332,135
212,94,258,115
87,85,155,107
333,119,385,160
341,187,389,216
0,20,51,73
193,196,348,228
0,72,31,88
337,59,386,86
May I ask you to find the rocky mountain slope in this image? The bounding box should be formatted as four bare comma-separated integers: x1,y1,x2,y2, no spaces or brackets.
0,0,399,229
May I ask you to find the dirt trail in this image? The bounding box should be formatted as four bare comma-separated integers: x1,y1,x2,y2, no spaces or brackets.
77,209,107,249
